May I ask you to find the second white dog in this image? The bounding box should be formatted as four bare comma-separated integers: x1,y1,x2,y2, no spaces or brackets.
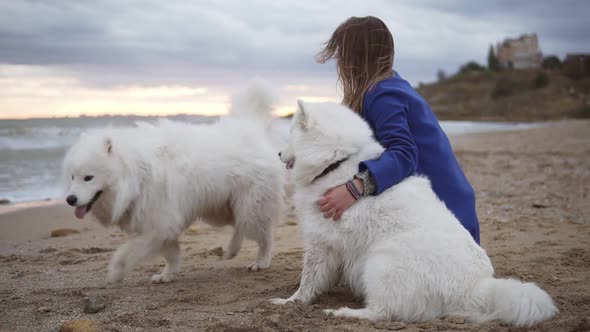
62,79,284,283
272,100,557,327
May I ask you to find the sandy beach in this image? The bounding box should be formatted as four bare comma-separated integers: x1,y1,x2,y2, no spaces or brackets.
0,120,589,332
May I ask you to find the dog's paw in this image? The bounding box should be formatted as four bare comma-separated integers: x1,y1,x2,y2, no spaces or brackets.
247,261,270,272
151,273,174,284
270,298,292,305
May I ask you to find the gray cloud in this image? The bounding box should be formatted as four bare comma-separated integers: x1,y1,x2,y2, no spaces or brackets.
0,0,588,87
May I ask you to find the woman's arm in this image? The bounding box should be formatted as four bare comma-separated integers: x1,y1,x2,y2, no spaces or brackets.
359,91,418,195
318,91,418,221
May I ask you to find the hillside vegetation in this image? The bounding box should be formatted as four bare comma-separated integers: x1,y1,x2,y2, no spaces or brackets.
417,69,590,121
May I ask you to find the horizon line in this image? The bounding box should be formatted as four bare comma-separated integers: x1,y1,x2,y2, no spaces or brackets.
0,111,295,121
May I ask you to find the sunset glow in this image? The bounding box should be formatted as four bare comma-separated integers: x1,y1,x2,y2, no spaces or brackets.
0,65,340,119
0,65,233,119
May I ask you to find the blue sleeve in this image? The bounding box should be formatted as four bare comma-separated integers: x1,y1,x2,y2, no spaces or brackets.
359,91,418,195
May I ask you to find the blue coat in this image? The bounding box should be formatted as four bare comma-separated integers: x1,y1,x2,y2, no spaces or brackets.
358,72,480,244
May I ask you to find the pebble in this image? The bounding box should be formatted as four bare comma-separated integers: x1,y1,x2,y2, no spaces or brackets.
185,225,200,235
371,321,406,330
267,313,281,325
50,229,80,237
83,294,107,314
209,247,224,256
39,247,57,254
59,319,99,332
445,315,465,324
37,306,51,313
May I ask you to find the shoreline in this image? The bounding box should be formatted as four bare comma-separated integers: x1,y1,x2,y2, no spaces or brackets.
0,199,62,215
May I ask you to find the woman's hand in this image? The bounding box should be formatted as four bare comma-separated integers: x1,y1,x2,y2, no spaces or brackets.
318,179,364,221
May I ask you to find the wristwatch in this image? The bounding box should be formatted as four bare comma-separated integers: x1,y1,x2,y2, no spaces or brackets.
354,170,376,196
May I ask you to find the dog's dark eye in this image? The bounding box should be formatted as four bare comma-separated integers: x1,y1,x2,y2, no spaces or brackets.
84,176,94,182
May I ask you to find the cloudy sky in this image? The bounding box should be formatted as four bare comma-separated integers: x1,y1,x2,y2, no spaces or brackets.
0,0,588,119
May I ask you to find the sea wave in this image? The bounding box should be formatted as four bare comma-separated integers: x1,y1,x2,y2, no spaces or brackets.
0,126,81,151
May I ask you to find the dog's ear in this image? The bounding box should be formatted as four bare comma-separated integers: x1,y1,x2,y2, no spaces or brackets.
297,99,305,112
295,99,310,130
104,137,112,154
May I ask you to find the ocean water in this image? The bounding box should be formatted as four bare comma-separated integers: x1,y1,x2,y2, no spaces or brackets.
0,115,216,204
0,116,540,204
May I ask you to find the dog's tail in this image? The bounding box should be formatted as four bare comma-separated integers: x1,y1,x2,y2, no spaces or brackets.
229,77,276,127
465,277,558,327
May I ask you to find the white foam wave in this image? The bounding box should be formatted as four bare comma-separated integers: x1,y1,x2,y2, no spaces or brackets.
0,126,81,151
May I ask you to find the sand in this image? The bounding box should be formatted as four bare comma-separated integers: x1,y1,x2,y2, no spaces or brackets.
1,120,589,332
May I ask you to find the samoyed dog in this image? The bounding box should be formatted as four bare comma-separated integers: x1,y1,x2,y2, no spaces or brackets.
62,79,284,283
271,100,557,326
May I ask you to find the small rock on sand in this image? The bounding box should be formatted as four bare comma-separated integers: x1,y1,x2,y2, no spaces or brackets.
83,294,107,314
285,219,297,226
37,306,51,313
70,247,113,254
371,321,406,330
0,198,10,205
185,225,200,235
50,229,80,237
39,247,57,254
59,319,99,332
266,313,281,326
209,247,223,256
444,315,465,324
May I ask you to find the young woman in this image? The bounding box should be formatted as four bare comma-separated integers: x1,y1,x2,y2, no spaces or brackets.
316,16,480,244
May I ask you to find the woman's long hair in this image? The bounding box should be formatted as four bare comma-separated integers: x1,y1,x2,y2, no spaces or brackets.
316,16,394,113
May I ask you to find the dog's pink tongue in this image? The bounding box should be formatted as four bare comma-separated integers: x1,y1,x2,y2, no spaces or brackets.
75,206,87,219
286,159,295,169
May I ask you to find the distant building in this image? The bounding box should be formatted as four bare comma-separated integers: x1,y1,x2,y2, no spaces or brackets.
496,33,543,69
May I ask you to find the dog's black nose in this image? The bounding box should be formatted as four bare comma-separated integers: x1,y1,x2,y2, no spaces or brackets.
278,152,282,157
66,195,77,206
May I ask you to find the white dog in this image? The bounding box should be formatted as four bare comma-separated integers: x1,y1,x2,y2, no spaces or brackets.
62,79,284,283
271,100,557,327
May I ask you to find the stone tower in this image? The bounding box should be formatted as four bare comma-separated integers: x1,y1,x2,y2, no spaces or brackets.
496,34,543,69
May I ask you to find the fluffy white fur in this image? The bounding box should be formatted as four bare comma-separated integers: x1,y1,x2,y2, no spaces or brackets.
271,100,557,327
62,79,284,283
